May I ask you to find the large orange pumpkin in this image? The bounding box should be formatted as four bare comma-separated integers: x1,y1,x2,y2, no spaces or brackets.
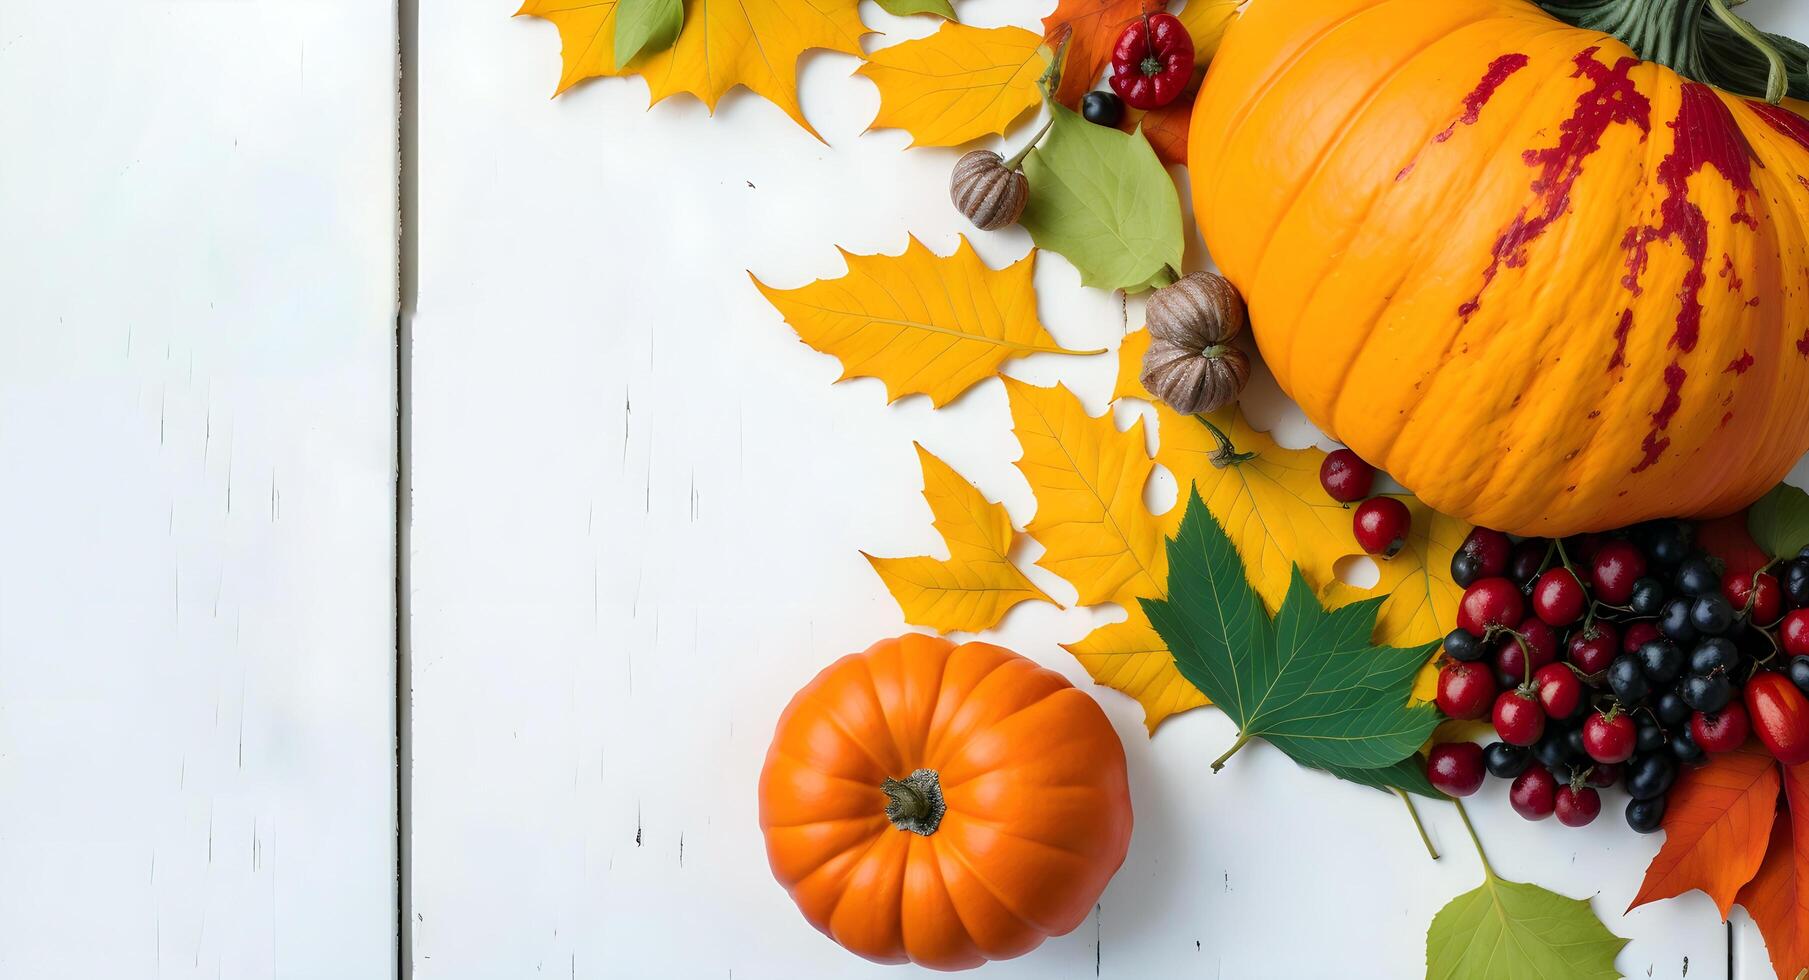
1188,0,1809,536
758,633,1133,971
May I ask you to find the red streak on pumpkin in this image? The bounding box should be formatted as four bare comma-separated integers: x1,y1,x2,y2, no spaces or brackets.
1460,49,1649,320
1625,84,1759,473
1748,101,1809,150
1608,308,1634,372
1798,329,1809,357
1719,254,1744,292
1726,350,1753,374
1397,53,1529,182
1437,53,1530,143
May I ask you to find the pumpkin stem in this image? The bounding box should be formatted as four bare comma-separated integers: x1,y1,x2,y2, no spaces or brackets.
1197,417,1257,468
1537,0,1806,103
881,768,947,836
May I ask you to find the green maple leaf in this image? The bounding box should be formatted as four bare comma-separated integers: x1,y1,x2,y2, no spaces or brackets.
1142,488,1441,779
1426,804,1627,979
1749,482,1809,560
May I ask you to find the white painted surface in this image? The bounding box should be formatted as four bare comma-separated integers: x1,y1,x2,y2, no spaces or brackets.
0,2,399,978
446,0,1806,977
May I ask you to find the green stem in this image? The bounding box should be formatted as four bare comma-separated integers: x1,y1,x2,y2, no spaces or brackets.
1198,418,1257,468
1212,733,1252,772
1003,114,1055,171
1395,788,1440,860
1453,797,1497,880
1538,0,1806,103
1706,0,1787,102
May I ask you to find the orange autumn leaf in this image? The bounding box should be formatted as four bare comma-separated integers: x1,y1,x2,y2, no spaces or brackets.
1737,764,1809,980
1123,100,1191,168
1041,0,1165,107
1631,743,1781,919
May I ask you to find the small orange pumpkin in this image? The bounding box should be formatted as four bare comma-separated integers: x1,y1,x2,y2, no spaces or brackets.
758,633,1133,970
1189,0,1809,535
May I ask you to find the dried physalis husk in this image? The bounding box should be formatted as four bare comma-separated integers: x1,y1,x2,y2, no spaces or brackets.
1146,271,1246,348
950,150,1028,231
1141,337,1251,416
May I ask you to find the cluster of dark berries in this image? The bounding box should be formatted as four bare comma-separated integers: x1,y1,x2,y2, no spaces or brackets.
1317,449,1412,559
1426,522,1809,833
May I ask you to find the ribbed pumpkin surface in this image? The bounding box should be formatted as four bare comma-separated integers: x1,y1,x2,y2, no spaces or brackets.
1189,0,1809,535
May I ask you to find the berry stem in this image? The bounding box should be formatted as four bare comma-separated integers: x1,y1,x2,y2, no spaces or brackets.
1553,537,1578,577
1211,732,1252,772
1394,788,1440,861
1452,797,1498,881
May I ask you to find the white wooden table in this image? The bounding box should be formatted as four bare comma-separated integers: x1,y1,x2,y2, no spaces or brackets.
5,0,1807,977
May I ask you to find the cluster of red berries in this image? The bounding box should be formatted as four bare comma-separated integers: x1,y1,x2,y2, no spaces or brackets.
1318,448,1411,559
1426,522,1809,833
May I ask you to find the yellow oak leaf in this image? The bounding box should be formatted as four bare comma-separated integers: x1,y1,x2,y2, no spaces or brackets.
516,0,865,139
864,443,1055,633
857,24,1049,148
753,237,1102,408
1005,378,1167,607
1061,607,1208,732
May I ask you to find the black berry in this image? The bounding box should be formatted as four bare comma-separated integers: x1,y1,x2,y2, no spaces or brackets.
1690,594,1735,635
1790,656,1809,696
1688,637,1738,676
1629,577,1666,616
1676,558,1718,596
1606,656,1650,704
1484,741,1533,779
1636,639,1683,684
1080,90,1125,127
1659,597,1699,643
1655,689,1692,727
1626,796,1667,834
1625,753,1677,800
1681,672,1734,713
1443,627,1485,662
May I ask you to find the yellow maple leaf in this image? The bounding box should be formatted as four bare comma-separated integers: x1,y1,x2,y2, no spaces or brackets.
864,443,1055,633
856,24,1049,148
516,0,865,139
1062,607,1208,732
1005,378,1167,607
753,237,1102,408
1060,329,1468,725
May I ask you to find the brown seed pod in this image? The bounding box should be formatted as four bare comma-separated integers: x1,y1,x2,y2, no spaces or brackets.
950,150,1028,231
1146,271,1246,349
1140,336,1251,416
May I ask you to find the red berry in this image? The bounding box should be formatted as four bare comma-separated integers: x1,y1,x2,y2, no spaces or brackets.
1785,609,1809,657
1437,662,1498,721
1353,497,1411,558
1586,762,1622,788
1108,12,1195,110
1590,541,1648,605
1691,701,1751,753
1567,622,1620,675
1568,533,1607,565
1582,711,1636,764
1460,528,1513,579
1555,784,1602,827
1318,448,1374,503
1496,619,1558,686
1493,690,1546,746
1621,621,1661,655
1458,578,1525,636
1509,766,1558,820
1532,568,1588,626
1426,742,1486,798
1724,570,1782,626
1535,663,1584,720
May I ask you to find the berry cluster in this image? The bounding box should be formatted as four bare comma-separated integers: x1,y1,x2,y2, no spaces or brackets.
1318,449,1412,559
1427,523,1809,832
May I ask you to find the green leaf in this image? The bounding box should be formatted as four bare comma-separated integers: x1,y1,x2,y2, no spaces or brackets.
1427,875,1627,980
1020,106,1184,292
1749,482,1809,560
613,0,684,67
1314,756,1441,800
1142,488,1442,777
872,0,956,19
